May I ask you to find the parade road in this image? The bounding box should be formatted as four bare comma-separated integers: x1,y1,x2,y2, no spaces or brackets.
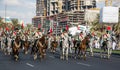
0,50,120,70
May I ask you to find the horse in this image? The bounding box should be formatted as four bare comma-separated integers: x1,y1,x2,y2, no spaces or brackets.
60,33,69,60
86,34,95,56
12,35,21,61
77,35,90,60
22,35,30,54
31,35,47,60
100,35,112,59
5,35,12,55
68,35,74,57
50,36,58,53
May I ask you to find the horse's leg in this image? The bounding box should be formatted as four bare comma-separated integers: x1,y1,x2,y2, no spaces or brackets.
78,46,81,59
69,45,72,58
83,48,86,60
66,46,69,60
74,46,77,59
61,46,65,60
90,46,93,56
107,47,112,59
34,53,37,60
100,47,103,58
39,48,44,60
100,46,105,59
74,42,79,59
33,47,38,60
14,49,18,61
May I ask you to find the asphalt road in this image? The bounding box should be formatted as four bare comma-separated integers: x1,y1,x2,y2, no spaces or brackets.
0,49,120,70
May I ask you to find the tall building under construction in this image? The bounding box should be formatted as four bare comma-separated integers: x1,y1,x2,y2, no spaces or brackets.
32,0,97,34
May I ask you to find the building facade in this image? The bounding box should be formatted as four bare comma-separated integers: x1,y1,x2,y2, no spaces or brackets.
32,0,97,35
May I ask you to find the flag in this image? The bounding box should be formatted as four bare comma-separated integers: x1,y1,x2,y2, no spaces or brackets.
107,26,111,30
21,22,24,29
66,24,69,31
77,26,80,30
13,31,16,35
38,23,41,29
12,26,14,30
6,27,9,31
49,28,52,33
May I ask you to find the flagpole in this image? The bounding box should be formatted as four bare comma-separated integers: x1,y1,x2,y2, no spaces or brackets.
5,0,7,32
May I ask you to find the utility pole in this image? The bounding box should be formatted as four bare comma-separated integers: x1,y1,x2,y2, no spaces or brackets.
4,0,7,31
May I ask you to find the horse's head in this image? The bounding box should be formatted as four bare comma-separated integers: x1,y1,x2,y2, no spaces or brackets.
15,35,21,42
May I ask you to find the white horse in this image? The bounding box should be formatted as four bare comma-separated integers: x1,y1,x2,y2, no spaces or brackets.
100,35,112,59
60,32,69,60
89,37,94,56
68,36,74,55
0,36,6,51
6,36,12,55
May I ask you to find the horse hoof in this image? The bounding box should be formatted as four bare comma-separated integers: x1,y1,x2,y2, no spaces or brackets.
25,52,28,54
60,56,64,60
5,53,7,55
44,53,46,55
34,55,37,60
8,53,10,55
15,59,18,61
66,58,68,61
74,57,77,59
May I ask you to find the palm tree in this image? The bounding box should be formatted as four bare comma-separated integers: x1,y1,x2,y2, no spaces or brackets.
113,23,120,34
11,18,18,26
0,17,5,29
11,18,22,30
90,14,108,37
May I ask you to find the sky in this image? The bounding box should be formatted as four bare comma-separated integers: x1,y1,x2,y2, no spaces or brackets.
0,0,119,24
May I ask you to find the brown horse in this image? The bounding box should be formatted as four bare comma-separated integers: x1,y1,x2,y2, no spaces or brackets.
23,36,30,54
51,36,58,53
31,35,48,60
78,35,90,60
12,35,21,61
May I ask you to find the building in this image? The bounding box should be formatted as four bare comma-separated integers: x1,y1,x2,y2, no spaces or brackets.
70,0,96,11
36,0,47,16
32,0,97,35
47,0,63,16
85,8,100,24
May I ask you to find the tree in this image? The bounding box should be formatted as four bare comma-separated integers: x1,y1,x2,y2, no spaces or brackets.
11,18,22,29
0,17,5,29
11,18,18,26
113,23,120,34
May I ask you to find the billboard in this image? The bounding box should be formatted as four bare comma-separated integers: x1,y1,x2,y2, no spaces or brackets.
99,7,119,23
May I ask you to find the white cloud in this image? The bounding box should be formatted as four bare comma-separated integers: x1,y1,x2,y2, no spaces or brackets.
3,0,20,6
0,10,34,24
0,0,36,23
2,0,35,9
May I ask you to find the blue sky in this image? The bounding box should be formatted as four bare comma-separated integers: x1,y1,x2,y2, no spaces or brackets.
0,0,36,24
0,0,119,24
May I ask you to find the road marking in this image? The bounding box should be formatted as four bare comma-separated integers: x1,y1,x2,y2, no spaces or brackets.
77,62,91,67
49,55,55,59
26,63,34,67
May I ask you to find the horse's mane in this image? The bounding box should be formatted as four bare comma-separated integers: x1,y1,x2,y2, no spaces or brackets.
82,36,89,45
39,35,45,44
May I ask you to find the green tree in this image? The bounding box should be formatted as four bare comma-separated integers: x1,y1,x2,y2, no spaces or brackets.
0,17,5,28
113,23,120,34
11,18,18,26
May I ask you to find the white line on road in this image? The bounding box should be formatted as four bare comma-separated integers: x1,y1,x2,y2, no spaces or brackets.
49,55,55,59
26,63,34,67
77,62,91,67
